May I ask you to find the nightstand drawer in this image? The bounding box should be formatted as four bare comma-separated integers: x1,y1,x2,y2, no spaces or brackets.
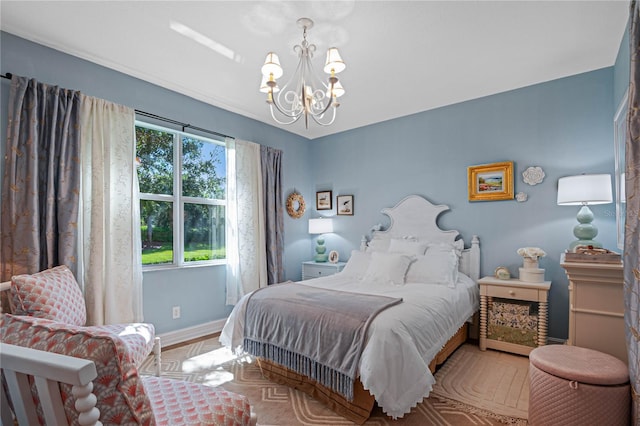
301,261,345,280
304,264,335,277
485,285,538,301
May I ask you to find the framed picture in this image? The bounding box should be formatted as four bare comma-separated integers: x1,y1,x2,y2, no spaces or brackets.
316,190,332,210
337,195,354,215
467,161,514,201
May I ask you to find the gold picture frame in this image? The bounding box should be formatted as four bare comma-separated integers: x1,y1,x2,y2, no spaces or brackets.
467,161,514,201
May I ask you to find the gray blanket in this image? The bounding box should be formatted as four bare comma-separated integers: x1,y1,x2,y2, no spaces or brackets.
243,283,402,401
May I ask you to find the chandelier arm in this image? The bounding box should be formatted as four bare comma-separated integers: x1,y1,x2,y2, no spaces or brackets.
269,104,302,125
270,90,303,119
310,105,338,126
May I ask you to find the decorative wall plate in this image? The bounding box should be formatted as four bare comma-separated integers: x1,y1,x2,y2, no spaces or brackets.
522,166,545,185
516,192,528,202
286,192,306,219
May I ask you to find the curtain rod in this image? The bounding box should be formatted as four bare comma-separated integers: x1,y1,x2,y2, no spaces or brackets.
1,72,234,140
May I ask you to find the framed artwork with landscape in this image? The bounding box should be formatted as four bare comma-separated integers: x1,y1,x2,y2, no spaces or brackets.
467,161,514,201
337,195,354,215
316,191,332,210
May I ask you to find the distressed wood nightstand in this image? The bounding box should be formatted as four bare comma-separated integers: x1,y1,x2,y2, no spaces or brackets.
301,261,345,280
478,276,551,356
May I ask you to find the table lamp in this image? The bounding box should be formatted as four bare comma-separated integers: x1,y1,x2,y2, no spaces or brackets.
308,218,333,262
557,174,612,250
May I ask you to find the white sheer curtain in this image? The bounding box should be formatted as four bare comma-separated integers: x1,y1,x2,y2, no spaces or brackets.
226,139,267,305
78,94,143,324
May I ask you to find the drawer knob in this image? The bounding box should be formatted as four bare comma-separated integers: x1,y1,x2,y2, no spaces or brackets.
508,290,515,296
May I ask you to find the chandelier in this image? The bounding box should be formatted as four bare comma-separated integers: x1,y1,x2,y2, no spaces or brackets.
259,18,346,129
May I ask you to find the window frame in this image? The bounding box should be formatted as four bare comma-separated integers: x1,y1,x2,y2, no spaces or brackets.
136,120,227,270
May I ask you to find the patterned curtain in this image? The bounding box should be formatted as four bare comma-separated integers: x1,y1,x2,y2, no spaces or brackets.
1,75,81,280
226,139,267,305
625,1,640,423
261,146,284,284
78,95,141,324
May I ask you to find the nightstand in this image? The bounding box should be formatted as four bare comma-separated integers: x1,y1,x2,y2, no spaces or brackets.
302,261,345,280
478,276,551,356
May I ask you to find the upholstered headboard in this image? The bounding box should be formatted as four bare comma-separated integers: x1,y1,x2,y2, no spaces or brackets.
360,195,480,281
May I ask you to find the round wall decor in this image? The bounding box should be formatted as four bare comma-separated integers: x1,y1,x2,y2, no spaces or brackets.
522,166,545,185
286,192,306,218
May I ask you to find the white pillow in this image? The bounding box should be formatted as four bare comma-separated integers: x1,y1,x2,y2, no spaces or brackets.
388,238,428,256
406,245,459,288
341,250,371,279
361,252,414,286
365,238,390,253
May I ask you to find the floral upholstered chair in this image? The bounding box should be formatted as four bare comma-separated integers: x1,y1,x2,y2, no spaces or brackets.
8,265,161,375
1,314,256,425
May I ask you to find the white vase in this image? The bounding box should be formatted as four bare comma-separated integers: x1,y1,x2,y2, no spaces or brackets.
523,257,539,269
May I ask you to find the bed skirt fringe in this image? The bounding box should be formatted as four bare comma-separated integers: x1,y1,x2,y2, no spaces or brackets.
244,338,355,401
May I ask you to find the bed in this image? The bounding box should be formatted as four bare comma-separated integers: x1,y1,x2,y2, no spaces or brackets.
220,195,480,423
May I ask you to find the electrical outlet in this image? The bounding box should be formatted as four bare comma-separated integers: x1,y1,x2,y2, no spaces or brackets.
172,306,181,319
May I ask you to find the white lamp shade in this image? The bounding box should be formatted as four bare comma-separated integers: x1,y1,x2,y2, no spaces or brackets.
557,174,613,205
261,52,283,79
326,81,345,98
308,218,334,234
259,75,279,93
324,47,346,74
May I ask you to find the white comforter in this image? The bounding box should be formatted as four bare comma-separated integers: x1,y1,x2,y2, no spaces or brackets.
220,272,479,419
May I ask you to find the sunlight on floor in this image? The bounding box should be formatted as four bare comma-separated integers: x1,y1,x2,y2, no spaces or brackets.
181,346,255,386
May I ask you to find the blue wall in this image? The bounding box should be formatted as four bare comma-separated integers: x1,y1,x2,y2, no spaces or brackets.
311,68,617,341
1,29,626,341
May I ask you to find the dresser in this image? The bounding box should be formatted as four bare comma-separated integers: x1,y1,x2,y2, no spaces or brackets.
301,261,345,280
478,276,551,356
560,254,626,363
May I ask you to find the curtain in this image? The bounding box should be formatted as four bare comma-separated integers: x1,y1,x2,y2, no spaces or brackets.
261,146,284,284
78,94,142,324
225,139,267,305
1,76,81,280
625,1,640,423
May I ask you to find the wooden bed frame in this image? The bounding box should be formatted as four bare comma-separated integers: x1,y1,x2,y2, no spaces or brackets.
258,323,468,424
260,195,481,424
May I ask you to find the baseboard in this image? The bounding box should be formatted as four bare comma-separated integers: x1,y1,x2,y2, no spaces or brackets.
157,319,227,348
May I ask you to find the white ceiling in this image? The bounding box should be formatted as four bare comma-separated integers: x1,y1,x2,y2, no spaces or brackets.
0,1,630,140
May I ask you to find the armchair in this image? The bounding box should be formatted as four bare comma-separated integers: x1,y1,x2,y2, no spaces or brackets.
1,314,255,425
7,265,161,376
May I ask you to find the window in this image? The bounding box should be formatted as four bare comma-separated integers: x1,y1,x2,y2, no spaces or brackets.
136,122,226,267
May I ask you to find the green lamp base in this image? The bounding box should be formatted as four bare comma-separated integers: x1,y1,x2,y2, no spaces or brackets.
568,205,602,251
315,237,328,263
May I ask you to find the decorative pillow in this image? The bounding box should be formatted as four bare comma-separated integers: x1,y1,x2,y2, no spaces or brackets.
11,265,86,326
388,238,428,256
361,252,414,286
406,245,459,288
341,250,371,279
365,238,390,253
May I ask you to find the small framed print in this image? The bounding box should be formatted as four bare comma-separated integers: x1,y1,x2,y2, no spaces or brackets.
467,161,514,201
329,250,339,263
316,191,332,210
337,195,354,215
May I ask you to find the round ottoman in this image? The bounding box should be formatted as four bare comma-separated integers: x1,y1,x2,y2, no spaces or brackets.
529,345,630,426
